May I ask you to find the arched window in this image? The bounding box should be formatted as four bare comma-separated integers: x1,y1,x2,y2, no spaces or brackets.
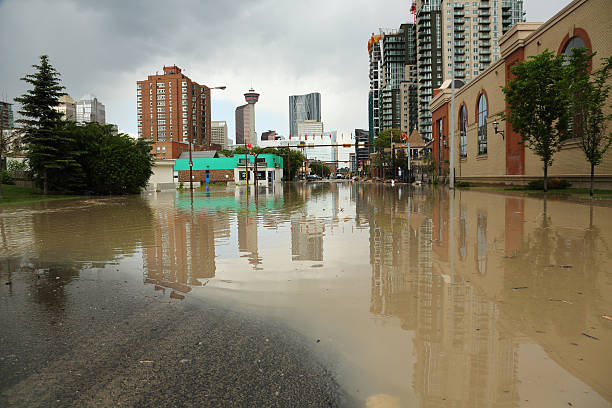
477,94,487,155
562,36,586,61
459,105,467,157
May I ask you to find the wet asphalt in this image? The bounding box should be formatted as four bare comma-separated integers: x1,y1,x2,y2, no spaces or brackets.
0,265,348,407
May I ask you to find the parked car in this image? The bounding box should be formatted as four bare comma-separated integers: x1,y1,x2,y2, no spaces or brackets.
335,173,345,179
306,174,321,181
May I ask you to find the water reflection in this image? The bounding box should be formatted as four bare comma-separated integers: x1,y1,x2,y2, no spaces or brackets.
365,187,611,405
1,184,610,406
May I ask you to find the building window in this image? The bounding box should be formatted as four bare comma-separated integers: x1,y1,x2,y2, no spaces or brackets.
477,93,487,155
459,105,467,157
562,36,586,61
162,146,166,153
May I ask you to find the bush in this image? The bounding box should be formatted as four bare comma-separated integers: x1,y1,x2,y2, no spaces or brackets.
1,170,15,185
456,181,471,188
526,178,571,190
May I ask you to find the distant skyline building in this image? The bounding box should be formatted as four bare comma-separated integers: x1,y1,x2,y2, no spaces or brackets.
55,95,76,122
0,101,14,130
244,88,260,147
137,65,212,149
261,130,279,141
211,120,228,150
235,104,251,145
297,120,324,140
354,129,370,168
76,96,105,125
289,92,321,138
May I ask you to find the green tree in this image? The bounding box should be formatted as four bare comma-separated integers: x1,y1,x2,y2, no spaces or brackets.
502,50,570,192
14,55,72,195
566,48,612,196
70,122,153,194
309,161,331,178
373,128,403,152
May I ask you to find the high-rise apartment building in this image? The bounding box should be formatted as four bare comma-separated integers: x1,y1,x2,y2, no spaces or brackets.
235,104,251,145
210,120,228,150
0,101,13,130
440,0,524,84
76,97,105,125
368,33,383,140
369,23,418,139
289,93,321,138
137,65,211,148
416,0,444,141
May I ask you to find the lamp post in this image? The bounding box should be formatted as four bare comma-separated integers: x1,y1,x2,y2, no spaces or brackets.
492,119,505,139
188,85,226,190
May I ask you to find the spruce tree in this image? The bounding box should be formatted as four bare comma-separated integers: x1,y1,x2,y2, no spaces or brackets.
14,55,77,194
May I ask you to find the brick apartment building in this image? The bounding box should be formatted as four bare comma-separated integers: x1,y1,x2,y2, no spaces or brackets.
137,65,211,159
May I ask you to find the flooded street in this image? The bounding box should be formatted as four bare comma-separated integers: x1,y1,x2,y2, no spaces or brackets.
1,183,611,407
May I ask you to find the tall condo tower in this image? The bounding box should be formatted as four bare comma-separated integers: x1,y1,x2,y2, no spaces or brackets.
244,88,260,146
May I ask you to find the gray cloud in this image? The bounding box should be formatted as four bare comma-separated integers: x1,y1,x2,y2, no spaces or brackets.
1,0,572,142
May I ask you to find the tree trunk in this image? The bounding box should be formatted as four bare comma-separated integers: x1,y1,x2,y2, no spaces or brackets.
590,163,595,197
43,168,48,195
543,163,548,192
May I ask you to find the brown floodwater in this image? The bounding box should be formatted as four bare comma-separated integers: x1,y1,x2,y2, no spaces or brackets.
1,183,611,407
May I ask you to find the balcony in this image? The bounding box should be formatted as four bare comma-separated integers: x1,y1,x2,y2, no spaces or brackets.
478,10,490,17
454,3,464,8
455,72,466,78
455,56,467,62
479,33,491,39
454,25,465,32
455,63,466,70
503,18,513,25
454,41,466,47
478,18,491,24
454,18,465,24
480,63,490,70
455,48,466,54
502,10,512,17
479,41,491,47
479,25,490,32
479,3,490,9
502,1,512,9
480,56,491,63
454,33,465,40
454,11,465,17
480,48,491,55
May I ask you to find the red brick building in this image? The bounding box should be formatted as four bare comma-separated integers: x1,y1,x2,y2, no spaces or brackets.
137,65,211,158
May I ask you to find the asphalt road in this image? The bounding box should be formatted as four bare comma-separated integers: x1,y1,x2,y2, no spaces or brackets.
0,265,347,407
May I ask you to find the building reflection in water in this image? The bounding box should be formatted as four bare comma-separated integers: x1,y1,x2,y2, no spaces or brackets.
143,210,218,298
291,217,324,262
365,188,612,406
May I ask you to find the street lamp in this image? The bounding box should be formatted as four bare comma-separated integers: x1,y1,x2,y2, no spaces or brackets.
188,85,226,190
492,119,505,140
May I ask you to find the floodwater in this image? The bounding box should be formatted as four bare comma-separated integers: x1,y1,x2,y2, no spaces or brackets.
1,183,611,407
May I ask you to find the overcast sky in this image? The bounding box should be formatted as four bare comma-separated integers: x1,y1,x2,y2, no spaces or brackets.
0,0,572,144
